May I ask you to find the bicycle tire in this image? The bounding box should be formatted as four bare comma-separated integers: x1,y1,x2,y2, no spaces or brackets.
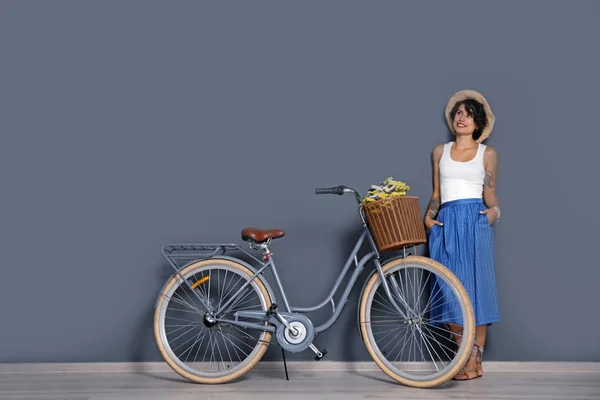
359,255,475,388
154,258,272,384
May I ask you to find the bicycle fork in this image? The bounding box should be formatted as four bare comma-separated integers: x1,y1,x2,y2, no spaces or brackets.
373,257,419,321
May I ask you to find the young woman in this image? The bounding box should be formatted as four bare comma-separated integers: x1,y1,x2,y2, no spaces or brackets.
425,90,501,380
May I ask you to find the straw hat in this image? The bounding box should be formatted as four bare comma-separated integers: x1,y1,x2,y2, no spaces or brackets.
445,89,495,143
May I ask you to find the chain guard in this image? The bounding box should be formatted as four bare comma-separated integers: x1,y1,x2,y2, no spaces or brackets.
272,313,315,353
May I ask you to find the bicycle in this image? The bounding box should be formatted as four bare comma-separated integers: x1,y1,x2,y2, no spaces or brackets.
153,185,475,388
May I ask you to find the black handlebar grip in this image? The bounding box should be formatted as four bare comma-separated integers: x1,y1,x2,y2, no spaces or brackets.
332,186,345,195
315,186,345,195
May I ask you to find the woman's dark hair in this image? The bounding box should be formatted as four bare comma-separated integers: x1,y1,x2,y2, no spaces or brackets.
449,99,488,141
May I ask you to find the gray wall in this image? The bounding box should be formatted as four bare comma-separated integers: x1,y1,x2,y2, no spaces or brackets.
1,1,599,363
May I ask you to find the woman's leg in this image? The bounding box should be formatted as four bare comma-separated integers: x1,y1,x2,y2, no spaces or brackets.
448,323,478,380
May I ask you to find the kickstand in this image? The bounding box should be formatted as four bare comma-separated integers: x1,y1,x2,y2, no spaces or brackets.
281,347,289,380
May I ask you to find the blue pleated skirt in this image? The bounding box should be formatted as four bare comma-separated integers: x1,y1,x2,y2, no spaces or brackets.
428,198,501,326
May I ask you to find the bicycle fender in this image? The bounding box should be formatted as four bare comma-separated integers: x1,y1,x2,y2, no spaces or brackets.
154,256,278,309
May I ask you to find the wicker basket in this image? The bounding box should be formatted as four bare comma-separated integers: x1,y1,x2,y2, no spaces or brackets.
363,196,427,251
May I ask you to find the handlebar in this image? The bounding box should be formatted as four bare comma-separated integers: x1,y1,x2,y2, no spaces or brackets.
315,186,345,195
315,185,362,205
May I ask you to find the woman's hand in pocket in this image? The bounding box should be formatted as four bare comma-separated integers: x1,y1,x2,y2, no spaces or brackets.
480,207,498,224
425,215,443,230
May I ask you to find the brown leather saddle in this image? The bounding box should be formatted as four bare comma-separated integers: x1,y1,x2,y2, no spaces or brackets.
241,228,285,243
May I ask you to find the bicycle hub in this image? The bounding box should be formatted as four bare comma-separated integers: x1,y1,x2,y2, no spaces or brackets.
203,313,218,328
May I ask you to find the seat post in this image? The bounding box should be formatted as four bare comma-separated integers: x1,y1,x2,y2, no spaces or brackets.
259,239,273,261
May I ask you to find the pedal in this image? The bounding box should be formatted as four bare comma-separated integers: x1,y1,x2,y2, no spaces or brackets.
314,349,327,361
267,303,278,316
309,343,327,361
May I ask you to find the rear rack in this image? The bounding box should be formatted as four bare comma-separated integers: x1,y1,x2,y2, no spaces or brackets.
162,243,238,256
161,243,264,274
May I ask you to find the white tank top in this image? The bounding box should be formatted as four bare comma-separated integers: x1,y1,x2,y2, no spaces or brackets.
439,142,486,204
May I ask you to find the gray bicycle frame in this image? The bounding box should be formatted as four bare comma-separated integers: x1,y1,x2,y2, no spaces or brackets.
160,194,417,335
213,227,415,335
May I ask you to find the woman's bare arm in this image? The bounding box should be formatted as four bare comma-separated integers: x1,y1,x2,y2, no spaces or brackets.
425,144,444,228
482,146,500,222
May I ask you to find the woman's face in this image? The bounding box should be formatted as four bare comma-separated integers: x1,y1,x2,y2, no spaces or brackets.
453,104,477,136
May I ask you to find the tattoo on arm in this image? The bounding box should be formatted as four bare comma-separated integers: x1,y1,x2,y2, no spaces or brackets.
485,171,494,189
427,196,440,218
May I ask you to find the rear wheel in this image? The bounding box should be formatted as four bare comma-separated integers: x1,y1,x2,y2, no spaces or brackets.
154,259,272,384
359,256,475,388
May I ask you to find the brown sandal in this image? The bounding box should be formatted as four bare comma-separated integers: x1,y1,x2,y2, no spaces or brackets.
476,344,484,377
452,341,480,381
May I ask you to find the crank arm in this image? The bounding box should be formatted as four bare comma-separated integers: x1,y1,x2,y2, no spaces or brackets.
271,313,299,335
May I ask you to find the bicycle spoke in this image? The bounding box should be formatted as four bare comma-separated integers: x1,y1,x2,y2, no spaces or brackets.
165,321,201,336
218,331,244,363
220,329,253,357
229,324,265,345
394,327,412,362
191,329,209,363
170,292,202,312
415,327,444,370
419,325,456,361
422,322,462,341
183,330,207,363
378,325,411,355
217,274,245,311
167,307,204,315
222,288,255,315
171,326,204,353
372,293,402,315
165,315,203,324
373,324,407,344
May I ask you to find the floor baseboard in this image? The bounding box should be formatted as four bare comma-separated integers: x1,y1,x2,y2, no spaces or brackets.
0,361,598,374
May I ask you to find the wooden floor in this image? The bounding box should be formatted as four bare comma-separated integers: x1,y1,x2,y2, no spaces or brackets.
0,363,598,400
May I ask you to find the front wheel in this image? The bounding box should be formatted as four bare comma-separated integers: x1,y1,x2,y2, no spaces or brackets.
359,255,475,388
